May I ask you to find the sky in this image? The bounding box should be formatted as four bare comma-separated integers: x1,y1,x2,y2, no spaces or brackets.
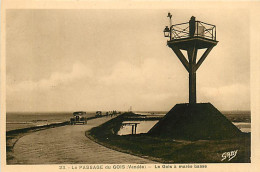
6,9,250,112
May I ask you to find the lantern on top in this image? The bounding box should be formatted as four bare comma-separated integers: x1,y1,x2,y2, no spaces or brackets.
163,26,170,37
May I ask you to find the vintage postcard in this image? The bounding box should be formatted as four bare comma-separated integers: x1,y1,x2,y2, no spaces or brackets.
1,0,260,172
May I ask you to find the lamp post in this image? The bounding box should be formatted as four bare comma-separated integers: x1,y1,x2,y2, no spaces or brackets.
167,12,172,40
163,26,170,37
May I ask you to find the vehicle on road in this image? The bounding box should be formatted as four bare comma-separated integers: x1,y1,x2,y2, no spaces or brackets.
96,111,102,117
70,111,87,125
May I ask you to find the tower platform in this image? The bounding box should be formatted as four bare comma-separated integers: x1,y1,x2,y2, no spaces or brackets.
167,37,218,50
148,103,242,140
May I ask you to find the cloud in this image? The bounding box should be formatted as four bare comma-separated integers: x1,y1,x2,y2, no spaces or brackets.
7,62,93,92
199,83,250,110
7,59,250,111
100,58,186,104
201,84,249,98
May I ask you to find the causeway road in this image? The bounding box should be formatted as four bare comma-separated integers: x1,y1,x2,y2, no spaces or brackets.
9,117,154,164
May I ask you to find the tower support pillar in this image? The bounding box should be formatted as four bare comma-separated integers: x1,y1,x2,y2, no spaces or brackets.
188,46,197,104
189,70,196,104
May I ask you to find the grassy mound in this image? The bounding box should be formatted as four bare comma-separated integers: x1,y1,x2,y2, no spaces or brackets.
87,112,250,163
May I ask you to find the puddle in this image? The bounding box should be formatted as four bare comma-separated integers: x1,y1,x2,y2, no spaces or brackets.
117,120,251,135
117,120,158,135
233,122,251,133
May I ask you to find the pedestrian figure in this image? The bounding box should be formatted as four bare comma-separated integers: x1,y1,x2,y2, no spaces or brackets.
189,16,196,37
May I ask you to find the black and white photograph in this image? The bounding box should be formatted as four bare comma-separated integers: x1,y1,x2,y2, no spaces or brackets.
1,0,260,171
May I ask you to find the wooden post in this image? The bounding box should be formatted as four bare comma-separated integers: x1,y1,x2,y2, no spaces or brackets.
187,45,197,104
132,125,134,135
189,70,196,104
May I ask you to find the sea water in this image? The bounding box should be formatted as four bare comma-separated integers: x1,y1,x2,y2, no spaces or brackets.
117,120,251,135
117,111,251,135
6,111,251,133
117,120,158,135
6,112,96,131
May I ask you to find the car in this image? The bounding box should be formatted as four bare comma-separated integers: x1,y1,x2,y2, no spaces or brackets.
95,111,102,117
70,111,87,125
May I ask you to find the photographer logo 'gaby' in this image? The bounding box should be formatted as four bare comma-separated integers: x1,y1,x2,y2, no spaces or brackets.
221,150,238,161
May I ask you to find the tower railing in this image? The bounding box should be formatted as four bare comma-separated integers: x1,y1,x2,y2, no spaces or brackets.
170,21,216,41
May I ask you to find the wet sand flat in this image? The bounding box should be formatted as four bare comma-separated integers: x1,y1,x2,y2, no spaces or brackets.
10,117,153,164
